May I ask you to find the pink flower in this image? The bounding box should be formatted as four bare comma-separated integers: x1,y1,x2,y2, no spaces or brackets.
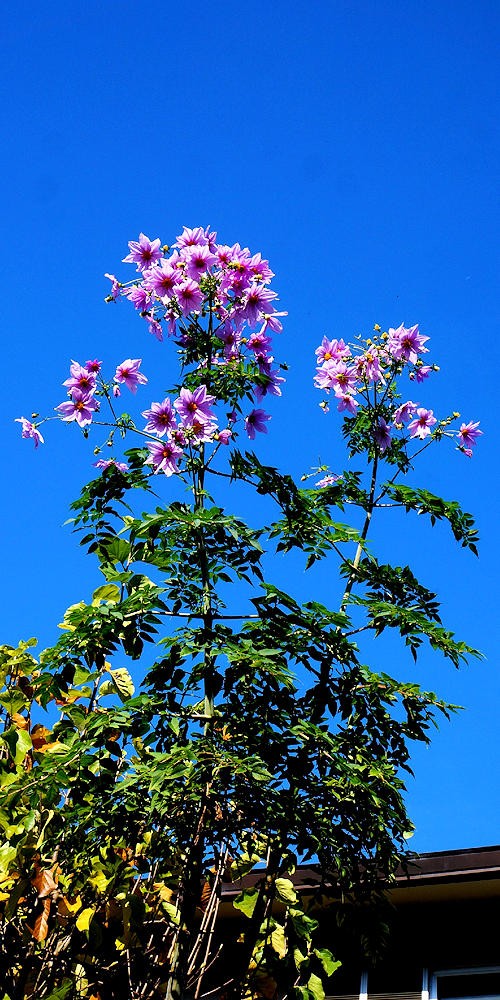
176,279,204,315
314,360,358,396
315,337,350,364
241,283,277,328
146,439,183,476
174,386,216,426
393,400,418,425
337,393,358,414
55,389,99,427
189,419,218,443
316,474,339,488
15,417,44,448
258,310,287,335
114,359,148,393
85,359,102,374
123,233,162,272
183,244,216,280
254,362,285,401
247,331,273,356
356,349,384,384
125,284,153,312
142,398,177,437
374,417,392,453
145,261,179,299
94,459,129,472
245,408,270,439
457,421,482,453
147,316,164,341
408,407,437,439
386,323,429,364
411,365,433,383
174,226,209,249
104,273,121,300
63,361,97,397
217,429,232,445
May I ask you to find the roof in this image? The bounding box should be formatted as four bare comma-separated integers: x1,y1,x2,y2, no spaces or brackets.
221,845,500,907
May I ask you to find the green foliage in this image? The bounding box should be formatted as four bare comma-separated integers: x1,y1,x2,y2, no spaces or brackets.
3,327,480,998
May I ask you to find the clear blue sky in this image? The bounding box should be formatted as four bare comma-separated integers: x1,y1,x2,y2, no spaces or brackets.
2,1,499,853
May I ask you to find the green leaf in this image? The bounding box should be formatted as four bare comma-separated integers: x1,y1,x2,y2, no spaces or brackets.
99,680,117,697
109,667,135,701
1,727,31,764
43,980,73,1000
275,877,298,904
0,844,17,874
270,922,286,958
314,947,341,976
294,946,308,968
233,888,259,918
307,973,326,1000
92,584,121,605
104,539,130,564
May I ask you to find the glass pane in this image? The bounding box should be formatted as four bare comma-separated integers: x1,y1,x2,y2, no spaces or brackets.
439,972,500,999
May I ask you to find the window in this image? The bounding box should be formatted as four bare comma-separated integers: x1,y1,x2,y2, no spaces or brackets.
429,968,500,1000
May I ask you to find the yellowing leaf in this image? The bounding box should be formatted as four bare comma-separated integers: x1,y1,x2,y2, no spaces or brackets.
270,922,286,958
275,877,298,904
76,906,95,932
27,898,51,941
92,584,121,605
37,741,69,755
109,667,135,701
58,602,86,631
32,869,58,897
307,973,325,1000
88,871,110,894
11,712,29,730
58,894,82,917
0,844,17,875
31,724,51,750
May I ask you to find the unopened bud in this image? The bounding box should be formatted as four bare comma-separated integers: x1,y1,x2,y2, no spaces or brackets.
374,324,381,332
453,411,460,419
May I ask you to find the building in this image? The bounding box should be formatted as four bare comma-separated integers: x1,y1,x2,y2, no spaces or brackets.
220,845,500,998
324,845,500,1000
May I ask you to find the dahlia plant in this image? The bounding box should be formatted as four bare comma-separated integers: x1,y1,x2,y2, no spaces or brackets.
2,226,480,1000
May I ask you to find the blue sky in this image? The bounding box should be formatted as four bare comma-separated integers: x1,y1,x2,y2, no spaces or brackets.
2,1,499,853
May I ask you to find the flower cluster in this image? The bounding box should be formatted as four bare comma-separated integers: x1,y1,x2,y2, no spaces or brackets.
51,358,149,429
314,323,481,458
16,228,287,475
109,226,286,409
143,386,220,476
